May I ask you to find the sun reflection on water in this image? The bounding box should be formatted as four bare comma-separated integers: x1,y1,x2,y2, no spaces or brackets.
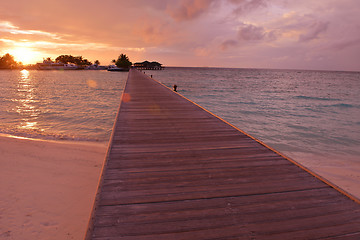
15,70,42,131
20,69,29,78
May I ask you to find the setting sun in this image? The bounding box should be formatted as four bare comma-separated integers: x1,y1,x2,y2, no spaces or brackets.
8,47,42,65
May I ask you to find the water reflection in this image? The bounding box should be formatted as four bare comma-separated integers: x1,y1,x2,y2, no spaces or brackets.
16,70,42,131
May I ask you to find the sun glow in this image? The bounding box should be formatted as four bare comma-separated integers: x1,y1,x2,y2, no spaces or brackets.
8,47,42,65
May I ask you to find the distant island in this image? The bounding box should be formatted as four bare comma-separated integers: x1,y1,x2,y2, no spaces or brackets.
0,53,164,71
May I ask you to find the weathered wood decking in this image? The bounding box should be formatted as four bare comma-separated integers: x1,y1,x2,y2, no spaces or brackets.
86,69,360,239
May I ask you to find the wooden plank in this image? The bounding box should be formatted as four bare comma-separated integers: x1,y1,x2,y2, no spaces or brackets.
90,210,360,239
85,69,360,239
95,188,348,215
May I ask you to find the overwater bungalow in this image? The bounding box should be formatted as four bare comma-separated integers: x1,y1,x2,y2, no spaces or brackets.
133,61,164,70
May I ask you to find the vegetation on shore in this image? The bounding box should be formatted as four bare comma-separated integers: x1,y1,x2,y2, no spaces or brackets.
113,54,132,69
55,55,92,66
0,53,22,69
0,52,164,70
0,53,95,69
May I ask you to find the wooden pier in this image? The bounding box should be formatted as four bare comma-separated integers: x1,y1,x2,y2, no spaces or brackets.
86,69,360,239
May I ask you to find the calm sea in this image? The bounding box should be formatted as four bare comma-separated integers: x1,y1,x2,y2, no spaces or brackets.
0,70,126,141
0,68,359,165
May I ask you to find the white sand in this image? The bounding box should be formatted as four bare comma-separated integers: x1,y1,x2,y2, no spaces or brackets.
284,151,360,201
0,135,107,240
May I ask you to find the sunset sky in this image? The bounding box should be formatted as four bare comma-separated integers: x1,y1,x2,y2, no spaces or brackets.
1,0,359,71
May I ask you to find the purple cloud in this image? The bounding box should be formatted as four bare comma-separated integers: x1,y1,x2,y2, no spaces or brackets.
238,24,265,41
238,23,277,42
327,38,360,51
220,23,277,51
230,0,267,15
299,21,329,42
221,39,238,50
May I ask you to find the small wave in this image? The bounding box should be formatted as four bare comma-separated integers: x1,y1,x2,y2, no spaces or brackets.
225,101,256,105
288,112,318,118
0,128,105,142
325,103,356,108
287,124,310,131
305,107,325,113
294,95,341,101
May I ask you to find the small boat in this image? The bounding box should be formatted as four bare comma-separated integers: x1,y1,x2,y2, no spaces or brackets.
37,60,64,70
107,65,129,72
63,63,79,70
37,60,80,70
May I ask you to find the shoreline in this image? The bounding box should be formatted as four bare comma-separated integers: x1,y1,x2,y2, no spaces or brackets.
0,135,107,240
0,132,109,145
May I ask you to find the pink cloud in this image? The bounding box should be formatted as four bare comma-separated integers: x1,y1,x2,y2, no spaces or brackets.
132,16,187,47
167,0,216,21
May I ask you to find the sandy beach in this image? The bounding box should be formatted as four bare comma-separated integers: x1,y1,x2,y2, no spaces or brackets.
287,151,360,201
0,135,107,240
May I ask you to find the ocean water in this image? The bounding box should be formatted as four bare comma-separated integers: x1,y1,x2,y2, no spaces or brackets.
0,68,359,165
0,69,126,141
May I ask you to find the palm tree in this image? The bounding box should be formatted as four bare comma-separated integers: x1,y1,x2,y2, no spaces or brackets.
115,54,132,69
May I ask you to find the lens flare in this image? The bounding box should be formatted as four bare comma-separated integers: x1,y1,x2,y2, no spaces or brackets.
86,79,98,88
122,93,131,102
